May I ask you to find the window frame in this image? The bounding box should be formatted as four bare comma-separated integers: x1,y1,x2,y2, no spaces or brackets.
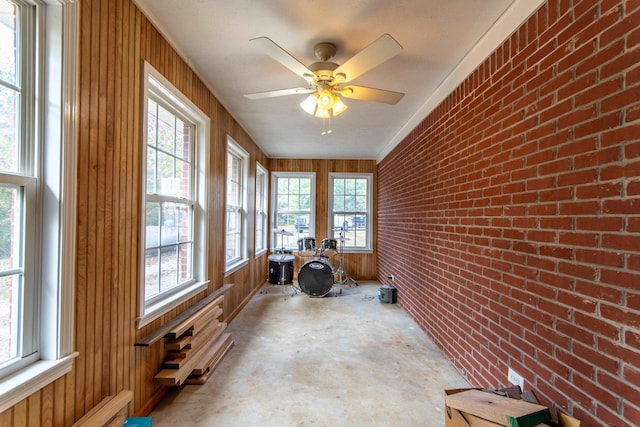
138,62,210,328
255,162,268,257
328,173,373,253
271,172,316,251
225,136,249,274
0,0,79,413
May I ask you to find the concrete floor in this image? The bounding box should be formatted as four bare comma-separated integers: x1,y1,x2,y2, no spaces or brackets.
149,281,470,426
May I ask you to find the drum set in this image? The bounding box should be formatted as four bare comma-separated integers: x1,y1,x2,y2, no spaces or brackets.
269,227,357,297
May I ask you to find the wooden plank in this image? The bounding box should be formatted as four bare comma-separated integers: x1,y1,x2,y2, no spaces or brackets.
445,390,551,427
161,297,220,340
191,306,223,335
135,284,233,346
164,333,193,351
191,333,233,375
72,390,133,427
154,342,210,386
165,320,226,360
162,320,225,368
184,337,234,385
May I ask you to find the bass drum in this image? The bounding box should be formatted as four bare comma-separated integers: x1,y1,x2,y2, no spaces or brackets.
298,257,334,297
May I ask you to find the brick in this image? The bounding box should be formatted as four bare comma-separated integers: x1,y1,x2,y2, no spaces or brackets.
556,319,595,345
601,84,640,114
598,336,640,370
626,330,640,351
575,182,623,200
557,104,597,130
601,123,640,147
557,289,597,313
575,279,623,304
574,111,622,139
600,160,640,181
575,248,624,267
576,216,623,231
559,231,599,247
602,233,640,252
557,168,598,187
559,200,600,215
601,303,640,327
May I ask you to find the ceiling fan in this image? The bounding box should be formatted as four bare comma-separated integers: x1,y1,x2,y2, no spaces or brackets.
244,34,405,118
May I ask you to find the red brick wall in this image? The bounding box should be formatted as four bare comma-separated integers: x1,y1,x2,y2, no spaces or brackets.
377,1,640,425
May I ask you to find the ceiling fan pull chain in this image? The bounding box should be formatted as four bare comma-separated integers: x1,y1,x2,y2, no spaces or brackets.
321,116,332,136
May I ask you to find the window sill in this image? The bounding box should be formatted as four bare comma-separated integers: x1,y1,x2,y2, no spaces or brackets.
137,280,209,329
0,352,78,413
255,248,268,258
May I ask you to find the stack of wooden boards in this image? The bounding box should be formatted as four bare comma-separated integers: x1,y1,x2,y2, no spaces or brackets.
153,293,233,386
135,284,235,387
445,388,582,427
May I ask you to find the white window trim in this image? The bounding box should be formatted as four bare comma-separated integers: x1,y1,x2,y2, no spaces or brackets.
137,62,210,329
328,172,373,253
225,136,249,275
0,0,79,413
255,162,268,257
271,172,316,248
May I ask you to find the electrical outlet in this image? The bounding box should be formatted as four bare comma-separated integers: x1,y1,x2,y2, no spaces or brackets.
507,367,524,390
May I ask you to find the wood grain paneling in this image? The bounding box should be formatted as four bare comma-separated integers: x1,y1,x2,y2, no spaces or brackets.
0,0,270,424
270,159,378,280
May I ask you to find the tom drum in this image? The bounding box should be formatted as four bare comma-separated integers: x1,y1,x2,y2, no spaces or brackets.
298,257,334,297
321,238,337,257
297,237,316,255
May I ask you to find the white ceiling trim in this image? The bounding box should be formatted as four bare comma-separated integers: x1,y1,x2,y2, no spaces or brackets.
376,0,546,163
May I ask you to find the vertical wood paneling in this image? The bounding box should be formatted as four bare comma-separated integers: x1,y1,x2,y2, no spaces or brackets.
0,0,269,424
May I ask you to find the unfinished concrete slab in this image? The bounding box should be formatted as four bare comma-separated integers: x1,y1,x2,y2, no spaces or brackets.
150,281,470,426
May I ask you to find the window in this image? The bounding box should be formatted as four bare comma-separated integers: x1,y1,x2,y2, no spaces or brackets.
255,163,268,256
140,62,209,327
0,0,79,412
226,137,248,272
329,173,373,251
272,172,315,250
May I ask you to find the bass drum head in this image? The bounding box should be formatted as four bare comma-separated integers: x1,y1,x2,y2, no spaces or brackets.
298,258,334,297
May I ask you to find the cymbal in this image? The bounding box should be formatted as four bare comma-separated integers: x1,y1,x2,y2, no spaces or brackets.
273,228,293,236
339,237,351,241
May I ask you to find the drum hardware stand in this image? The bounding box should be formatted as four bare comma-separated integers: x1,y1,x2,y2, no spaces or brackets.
334,229,358,287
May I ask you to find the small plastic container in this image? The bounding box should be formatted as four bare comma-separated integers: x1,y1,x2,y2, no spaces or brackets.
378,284,397,303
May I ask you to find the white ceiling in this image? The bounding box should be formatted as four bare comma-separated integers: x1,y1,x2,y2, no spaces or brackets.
134,0,543,162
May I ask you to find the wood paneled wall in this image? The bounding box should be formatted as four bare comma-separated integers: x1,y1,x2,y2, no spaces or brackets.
0,0,269,425
270,159,378,280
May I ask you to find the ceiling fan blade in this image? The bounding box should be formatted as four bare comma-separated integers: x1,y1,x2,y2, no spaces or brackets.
244,87,314,100
339,85,404,104
250,37,315,80
333,34,402,84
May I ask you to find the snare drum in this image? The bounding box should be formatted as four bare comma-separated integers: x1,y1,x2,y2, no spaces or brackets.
297,237,316,255
321,238,337,257
298,257,334,297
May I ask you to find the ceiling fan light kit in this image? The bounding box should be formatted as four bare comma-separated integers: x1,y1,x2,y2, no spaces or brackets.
300,88,348,118
245,34,404,126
